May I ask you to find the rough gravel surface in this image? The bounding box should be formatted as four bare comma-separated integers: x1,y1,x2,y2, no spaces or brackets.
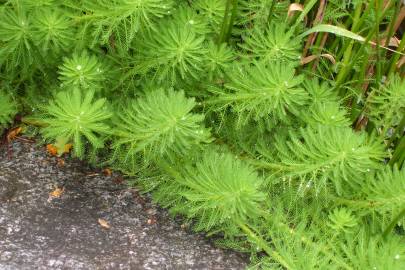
0,139,247,270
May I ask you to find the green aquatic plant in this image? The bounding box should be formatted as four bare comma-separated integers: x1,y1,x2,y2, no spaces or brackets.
0,91,18,130
1,1,405,269
208,60,307,125
38,87,112,158
111,88,211,171
58,51,108,90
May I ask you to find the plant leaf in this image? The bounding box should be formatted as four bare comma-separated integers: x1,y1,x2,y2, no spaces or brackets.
300,24,405,55
300,24,366,42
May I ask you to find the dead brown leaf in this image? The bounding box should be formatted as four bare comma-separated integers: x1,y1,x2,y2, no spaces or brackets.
98,218,111,229
147,217,157,225
288,3,304,18
47,139,73,157
49,187,64,199
103,168,112,176
46,144,58,156
6,127,22,142
57,158,65,167
301,54,336,65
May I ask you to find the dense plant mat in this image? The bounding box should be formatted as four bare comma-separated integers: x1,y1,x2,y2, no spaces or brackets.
1,0,404,269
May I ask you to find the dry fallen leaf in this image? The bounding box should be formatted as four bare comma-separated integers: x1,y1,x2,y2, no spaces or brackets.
47,143,73,157
47,137,74,157
57,158,65,167
98,218,111,229
6,127,22,142
49,187,64,199
103,168,112,176
301,54,336,65
147,217,157,225
47,144,58,156
288,3,304,18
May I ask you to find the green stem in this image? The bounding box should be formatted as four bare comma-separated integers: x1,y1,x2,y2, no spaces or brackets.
266,0,277,26
224,0,238,42
21,117,47,127
382,207,405,239
237,222,292,269
335,2,388,92
328,17,353,54
334,2,363,61
374,0,383,87
217,0,232,44
334,2,366,89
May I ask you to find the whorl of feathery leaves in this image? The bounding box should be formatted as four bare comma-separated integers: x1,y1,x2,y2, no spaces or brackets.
111,88,212,172
58,51,108,90
193,0,226,33
239,21,302,63
361,166,405,214
32,8,74,53
303,78,340,106
327,208,358,234
368,74,405,131
0,3,74,77
302,101,351,127
205,42,235,81
167,150,266,232
68,0,174,49
208,61,308,126
273,125,386,194
134,14,207,84
341,230,405,269
0,6,36,77
239,0,289,27
0,91,18,130
39,87,112,159
174,4,211,36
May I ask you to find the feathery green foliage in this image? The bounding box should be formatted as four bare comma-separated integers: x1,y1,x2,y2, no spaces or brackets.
158,150,266,232
2,1,405,268
209,61,307,125
341,230,405,270
38,88,112,158
327,208,358,234
58,51,108,90
273,125,386,194
134,15,207,84
239,22,302,63
193,0,225,33
68,0,174,49
239,0,289,27
368,75,405,136
0,90,17,130
205,42,235,80
303,101,351,127
32,7,74,54
111,88,211,171
0,6,37,77
361,166,405,220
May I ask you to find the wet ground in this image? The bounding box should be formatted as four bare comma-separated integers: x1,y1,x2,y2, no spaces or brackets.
0,139,247,270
